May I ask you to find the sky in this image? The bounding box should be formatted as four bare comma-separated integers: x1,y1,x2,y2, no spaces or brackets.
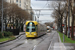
31,0,55,23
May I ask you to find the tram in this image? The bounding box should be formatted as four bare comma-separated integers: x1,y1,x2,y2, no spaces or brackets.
25,21,47,37
47,26,51,33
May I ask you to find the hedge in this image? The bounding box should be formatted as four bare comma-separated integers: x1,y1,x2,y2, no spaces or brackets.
0,31,13,38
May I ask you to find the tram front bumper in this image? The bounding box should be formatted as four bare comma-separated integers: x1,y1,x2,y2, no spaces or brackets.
26,35,37,37
25,32,37,37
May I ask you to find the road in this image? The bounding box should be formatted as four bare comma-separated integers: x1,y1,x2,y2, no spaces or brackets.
0,30,59,50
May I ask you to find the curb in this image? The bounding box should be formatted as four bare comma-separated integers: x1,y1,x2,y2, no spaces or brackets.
57,32,61,43
57,31,67,50
57,32,62,43
0,33,25,44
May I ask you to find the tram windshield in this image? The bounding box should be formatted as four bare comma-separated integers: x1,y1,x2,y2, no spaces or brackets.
26,22,36,32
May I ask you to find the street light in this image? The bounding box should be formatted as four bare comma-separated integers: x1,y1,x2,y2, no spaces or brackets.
1,0,3,32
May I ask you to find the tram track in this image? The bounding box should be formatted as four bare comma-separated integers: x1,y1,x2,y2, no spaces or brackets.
48,31,58,50
10,43,24,50
0,34,26,47
32,31,55,50
0,31,55,50
32,33,52,50
47,32,55,50
10,34,48,50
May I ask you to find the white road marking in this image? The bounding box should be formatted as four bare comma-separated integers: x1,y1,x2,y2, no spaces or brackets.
48,41,52,50
25,39,28,43
33,45,37,50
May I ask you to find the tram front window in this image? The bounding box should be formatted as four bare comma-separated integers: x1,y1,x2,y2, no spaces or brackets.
26,22,36,32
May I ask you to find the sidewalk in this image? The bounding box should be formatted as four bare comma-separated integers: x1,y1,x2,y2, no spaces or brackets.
54,31,75,50
54,43,75,50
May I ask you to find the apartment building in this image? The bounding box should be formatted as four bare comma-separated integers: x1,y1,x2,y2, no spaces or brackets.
6,0,31,13
71,0,75,26
66,0,75,26
66,0,75,39
66,0,72,26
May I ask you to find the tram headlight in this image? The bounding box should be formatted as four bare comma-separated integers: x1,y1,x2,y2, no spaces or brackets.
34,33,36,35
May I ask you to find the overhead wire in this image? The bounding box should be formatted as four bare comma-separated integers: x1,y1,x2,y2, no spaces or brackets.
42,0,48,9
31,0,51,16
31,0,53,22
31,3,37,9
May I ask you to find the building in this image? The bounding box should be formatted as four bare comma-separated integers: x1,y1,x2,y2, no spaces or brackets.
6,0,34,20
66,0,75,39
66,0,75,26
6,0,31,14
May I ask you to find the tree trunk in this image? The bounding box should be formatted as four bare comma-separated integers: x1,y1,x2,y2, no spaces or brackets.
58,18,61,31
60,15,63,33
71,14,74,40
5,16,7,31
65,12,68,36
13,17,14,29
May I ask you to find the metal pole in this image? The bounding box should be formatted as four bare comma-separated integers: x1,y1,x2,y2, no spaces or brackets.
1,0,3,32
63,27,64,42
38,10,40,22
35,10,40,22
34,16,36,21
68,0,70,38
62,16,64,42
35,10,38,21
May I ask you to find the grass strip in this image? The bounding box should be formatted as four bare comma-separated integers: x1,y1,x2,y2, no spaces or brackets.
0,37,15,42
57,31,75,43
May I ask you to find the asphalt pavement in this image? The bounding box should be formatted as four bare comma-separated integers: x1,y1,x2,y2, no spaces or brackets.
0,30,75,50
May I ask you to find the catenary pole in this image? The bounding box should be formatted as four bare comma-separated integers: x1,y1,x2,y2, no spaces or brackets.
1,0,3,32
68,0,70,38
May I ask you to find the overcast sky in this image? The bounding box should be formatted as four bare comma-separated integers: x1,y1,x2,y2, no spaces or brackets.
31,0,55,23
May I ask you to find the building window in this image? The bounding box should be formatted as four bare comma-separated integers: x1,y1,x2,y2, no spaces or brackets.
19,4,21,7
10,0,11,3
19,0,21,3
16,0,18,3
10,0,14,3
74,3,75,6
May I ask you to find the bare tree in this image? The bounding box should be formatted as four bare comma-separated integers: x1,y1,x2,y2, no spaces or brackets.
51,1,66,32
4,3,30,31
0,0,10,31
0,1,30,31
70,1,75,40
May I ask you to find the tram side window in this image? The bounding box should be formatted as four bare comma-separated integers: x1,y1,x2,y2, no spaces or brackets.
36,25,38,32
